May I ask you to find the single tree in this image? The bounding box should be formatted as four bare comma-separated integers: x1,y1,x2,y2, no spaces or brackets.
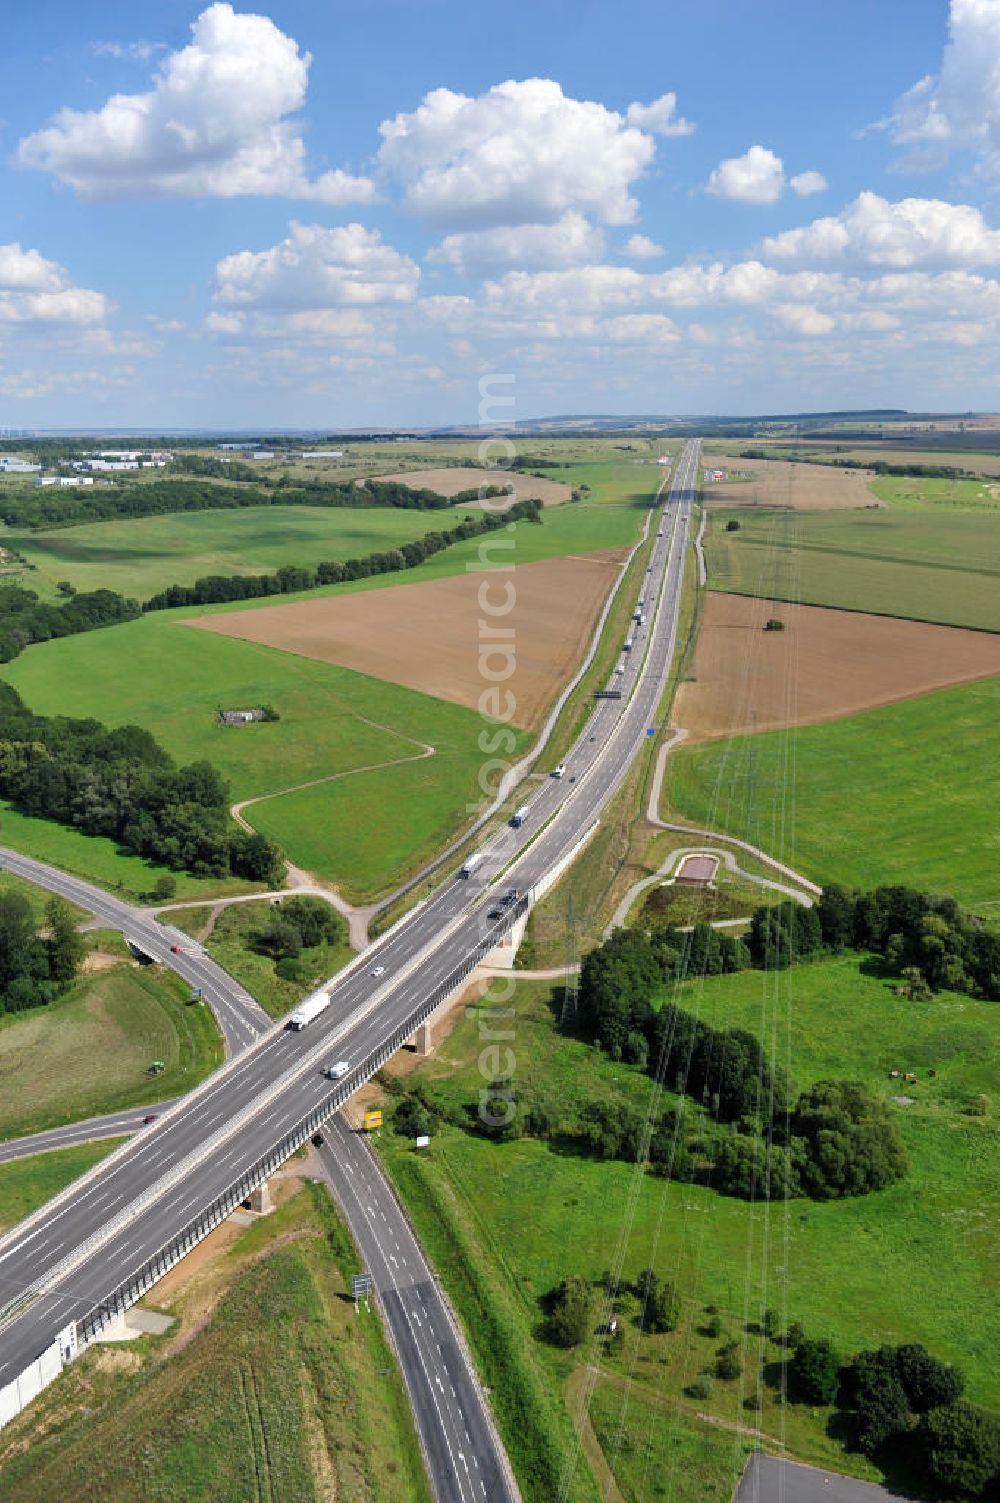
45,896,85,985
790,1337,840,1405
548,1276,597,1348
921,1403,1000,1498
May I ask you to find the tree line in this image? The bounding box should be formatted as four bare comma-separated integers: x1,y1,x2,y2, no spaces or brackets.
141,497,541,610
0,682,284,887
739,448,978,481
1,473,511,531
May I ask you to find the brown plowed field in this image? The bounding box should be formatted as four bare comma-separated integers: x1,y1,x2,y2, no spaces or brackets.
189,550,626,731
675,592,1000,742
702,453,880,510
380,466,574,506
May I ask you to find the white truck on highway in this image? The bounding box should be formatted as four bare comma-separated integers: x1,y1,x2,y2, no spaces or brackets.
325,1060,350,1080
287,990,330,1030
510,806,529,828
460,852,485,877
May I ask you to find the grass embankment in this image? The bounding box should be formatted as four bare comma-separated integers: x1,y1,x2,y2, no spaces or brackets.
0,965,223,1140
667,675,1000,910
165,900,353,1020
0,802,262,905
379,962,999,1499
704,506,1000,631
5,505,459,601
0,1141,121,1233
0,1181,433,1503
0,870,87,927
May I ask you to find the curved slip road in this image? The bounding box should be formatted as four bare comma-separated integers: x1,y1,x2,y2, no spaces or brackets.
0,443,700,1502
0,848,269,1056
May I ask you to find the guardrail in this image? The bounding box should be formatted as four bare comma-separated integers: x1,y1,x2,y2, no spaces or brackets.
76,892,529,1343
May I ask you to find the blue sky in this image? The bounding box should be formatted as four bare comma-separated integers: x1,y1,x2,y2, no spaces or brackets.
2,0,1000,427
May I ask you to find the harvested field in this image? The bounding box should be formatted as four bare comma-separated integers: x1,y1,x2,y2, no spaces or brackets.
190,550,627,731
381,465,574,506
675,592,1000,742
701,452,880,510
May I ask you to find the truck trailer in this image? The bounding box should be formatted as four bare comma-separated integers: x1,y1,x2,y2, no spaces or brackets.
460,852,485,877
288,990,331,1030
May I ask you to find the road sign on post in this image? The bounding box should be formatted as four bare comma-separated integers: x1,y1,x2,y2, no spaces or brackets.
352,1273,374,1309
362,1109,383,1131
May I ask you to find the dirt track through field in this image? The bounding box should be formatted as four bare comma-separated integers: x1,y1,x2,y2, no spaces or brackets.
380,466,574,505
675,592,1000,741
189,550,627,731
702,452,880,510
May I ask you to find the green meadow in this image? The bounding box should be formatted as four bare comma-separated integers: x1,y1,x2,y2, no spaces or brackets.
703,505,1000,631
871,474,1000,510
4,505,458,601
667,675,1000,909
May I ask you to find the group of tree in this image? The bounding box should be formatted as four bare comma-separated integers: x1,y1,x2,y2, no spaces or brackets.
0,682,284,884
785,1329,998,1500
546,1266,680,1348
142,497,542,612
0,581,139,665
0,890,85,1014
816,883,1000,1001
250,896,343,979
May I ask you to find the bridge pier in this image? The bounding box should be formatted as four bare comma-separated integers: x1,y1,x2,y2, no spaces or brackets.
247,1178,274,1215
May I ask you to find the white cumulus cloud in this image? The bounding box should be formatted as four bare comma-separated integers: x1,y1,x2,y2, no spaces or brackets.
377,78,659,228
761,192,1000,268
772,304,836,336
18,3,374,204
625,92,695,136
427,211,604,276
0,242,111,325
707,146,825,205
624,234,665,259
889,0,1000,174
213,223,420,312
789,169,828,197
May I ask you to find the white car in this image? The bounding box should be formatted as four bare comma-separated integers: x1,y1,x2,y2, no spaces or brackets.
371,964,387,978
325,1060,351,1080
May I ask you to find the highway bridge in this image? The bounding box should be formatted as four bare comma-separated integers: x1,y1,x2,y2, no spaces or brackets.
0,440,699,1496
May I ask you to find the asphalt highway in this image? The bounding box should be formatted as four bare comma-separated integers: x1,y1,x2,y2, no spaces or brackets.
0,442,698,1411
318,1118,517,1503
